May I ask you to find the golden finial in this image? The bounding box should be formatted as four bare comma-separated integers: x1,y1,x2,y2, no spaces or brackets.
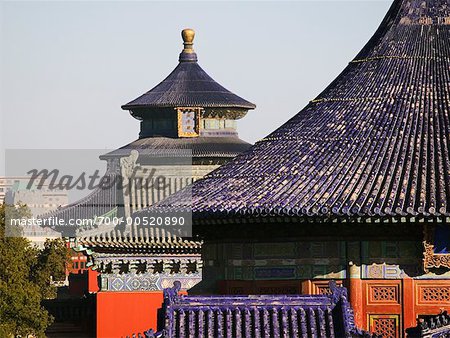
179,28,197,62
181,28,195,53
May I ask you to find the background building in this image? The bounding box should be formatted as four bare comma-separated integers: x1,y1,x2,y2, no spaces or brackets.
0,176,18,202
1,176,67,247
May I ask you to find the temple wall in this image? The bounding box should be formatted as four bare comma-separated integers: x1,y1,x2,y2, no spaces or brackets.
96,291,163,338
202,239,425,286
200,238,450,337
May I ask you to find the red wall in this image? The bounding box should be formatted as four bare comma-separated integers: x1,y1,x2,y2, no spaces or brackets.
97,291,163,338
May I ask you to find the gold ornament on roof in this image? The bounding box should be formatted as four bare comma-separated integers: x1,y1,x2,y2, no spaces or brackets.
182,28,195,53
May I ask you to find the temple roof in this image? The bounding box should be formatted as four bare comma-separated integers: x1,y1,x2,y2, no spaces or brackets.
142,0,450,221
76,235,202,256
39,171,120,237
75,227,202,273
101,136,251,159
122,29,256,111
141,281,377,338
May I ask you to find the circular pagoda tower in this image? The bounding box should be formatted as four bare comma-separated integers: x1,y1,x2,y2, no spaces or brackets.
99,28,256,223
121,28,255,142
140,1,450,336
42,28,255,236
39,28,256,338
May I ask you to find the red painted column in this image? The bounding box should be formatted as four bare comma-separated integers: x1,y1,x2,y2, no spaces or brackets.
87,268,99,293
402,278,416,335
349,262,364,329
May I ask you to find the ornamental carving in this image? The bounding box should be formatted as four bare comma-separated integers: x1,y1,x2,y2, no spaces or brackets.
367,265,384,279
423,224,450,273
177,107,202,138
120,150,139,178
316,285,333,295
97,257,201,275
423,242,450,272
311,280,344,295
414,311,450,337
371,317,397,338
371,286,397,302
421,287,450,303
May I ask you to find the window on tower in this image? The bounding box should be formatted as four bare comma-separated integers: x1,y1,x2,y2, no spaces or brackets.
204,119,237,130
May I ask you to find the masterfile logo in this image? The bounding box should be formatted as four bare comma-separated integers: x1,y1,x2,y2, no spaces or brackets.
4,149,193,238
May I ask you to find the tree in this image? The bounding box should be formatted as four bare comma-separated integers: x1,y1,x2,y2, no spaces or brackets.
32,238,71,299
0,203,71,337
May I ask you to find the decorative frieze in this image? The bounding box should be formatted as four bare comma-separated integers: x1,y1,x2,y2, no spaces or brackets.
101,273,201,291
96,257,202,276
96,254,203,291
362,263,417,279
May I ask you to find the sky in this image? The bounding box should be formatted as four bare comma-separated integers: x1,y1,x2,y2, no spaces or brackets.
0,0,393,175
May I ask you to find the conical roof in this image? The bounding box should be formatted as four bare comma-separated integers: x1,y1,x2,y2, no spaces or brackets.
144,0,450,220
122,29,256,111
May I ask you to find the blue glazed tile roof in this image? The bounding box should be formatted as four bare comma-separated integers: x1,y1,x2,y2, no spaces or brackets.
140,281,378,338
122,35,256,110
101,137,252,159
141,0,450,220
